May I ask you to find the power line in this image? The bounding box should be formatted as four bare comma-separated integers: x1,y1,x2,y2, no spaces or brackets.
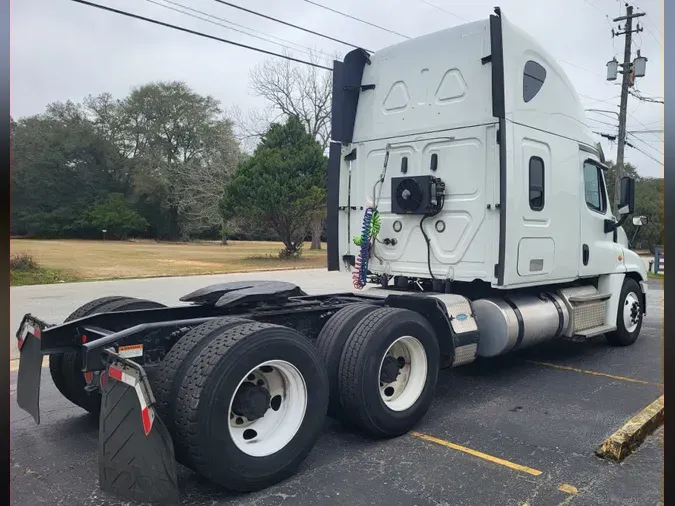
628,132,663,154
146,0,333,61
582,0,609,16
580,94,621,105
70,0,334,70
626,110,662,142
628,129,664,134
302,0,409,38
628,1,663,46
152,0,333,58
626,139,664,165
555,57,612,81
628,88,664,104
587,117,619,128
416,0,469,23
211,0,372,52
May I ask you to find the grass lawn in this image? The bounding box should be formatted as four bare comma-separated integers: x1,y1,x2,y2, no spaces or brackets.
647,271,664,281
10,239,327,286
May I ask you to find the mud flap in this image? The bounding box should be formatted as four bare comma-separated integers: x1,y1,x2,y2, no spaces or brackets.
16,332,44,425
98,360,179,504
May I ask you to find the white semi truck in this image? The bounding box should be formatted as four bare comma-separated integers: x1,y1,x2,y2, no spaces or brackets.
15,8,647,504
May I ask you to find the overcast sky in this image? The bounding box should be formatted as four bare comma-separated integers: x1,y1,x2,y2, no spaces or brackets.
11,0,664,177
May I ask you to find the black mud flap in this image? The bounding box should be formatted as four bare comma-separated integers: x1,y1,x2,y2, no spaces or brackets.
16,332,44,424
98,359,179,504
16,314,50,425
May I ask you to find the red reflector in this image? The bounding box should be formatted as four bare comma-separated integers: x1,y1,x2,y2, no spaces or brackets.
141,407,152,435
84,371,94,384
81,334,87,344
17,337,24,350
108,366,123,381
33,328,41,339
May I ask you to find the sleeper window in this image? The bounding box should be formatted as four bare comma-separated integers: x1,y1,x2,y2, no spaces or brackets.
523,61,546,102
584,161,606,213
529,157,545,211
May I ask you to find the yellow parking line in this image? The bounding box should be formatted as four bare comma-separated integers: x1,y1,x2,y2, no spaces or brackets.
523,360,663,387
10,357,49,372
558,484,578,494
410,432,543,476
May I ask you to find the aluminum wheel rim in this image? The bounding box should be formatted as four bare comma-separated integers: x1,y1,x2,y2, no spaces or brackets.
227,360,307,457
378,336,428,412
623,291,641,333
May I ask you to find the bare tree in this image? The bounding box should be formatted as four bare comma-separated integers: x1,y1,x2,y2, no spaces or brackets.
238,50,336,249
175,119,243,239
247,50,334,151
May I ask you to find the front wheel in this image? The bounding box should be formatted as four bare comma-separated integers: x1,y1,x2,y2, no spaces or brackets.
606,277,643,346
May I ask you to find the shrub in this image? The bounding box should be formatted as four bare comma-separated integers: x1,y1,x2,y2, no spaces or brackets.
10,252,39,271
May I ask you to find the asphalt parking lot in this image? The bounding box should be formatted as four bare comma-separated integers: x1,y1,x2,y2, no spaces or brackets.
10,273,664,506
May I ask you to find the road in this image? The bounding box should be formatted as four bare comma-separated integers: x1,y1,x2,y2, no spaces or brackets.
10,271,664,505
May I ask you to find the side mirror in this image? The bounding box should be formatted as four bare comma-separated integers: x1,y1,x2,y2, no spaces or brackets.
618,176,635,215
632,215,648,226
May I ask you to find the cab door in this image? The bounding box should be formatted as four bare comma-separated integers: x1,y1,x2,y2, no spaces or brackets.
578,155,623,277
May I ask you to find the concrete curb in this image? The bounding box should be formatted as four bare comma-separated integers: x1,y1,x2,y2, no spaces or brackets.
595,395,664,461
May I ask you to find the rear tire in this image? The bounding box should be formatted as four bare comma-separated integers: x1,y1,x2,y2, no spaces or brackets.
173,321,329,492
153,316,250,466
606,277,643,346
51,297,166,415
338,307,439,438
314,303,378,419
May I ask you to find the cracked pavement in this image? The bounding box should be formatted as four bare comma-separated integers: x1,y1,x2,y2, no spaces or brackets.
10,274,664,505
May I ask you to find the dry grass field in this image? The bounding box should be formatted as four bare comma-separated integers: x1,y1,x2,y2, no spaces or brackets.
10,239,327,285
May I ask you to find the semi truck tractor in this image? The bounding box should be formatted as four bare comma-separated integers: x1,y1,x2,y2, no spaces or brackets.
14,7,647,504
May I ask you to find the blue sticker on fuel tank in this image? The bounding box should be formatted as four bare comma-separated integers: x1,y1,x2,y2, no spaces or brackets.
456,313,468,321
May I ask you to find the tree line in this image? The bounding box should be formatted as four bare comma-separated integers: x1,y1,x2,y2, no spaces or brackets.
11,54,333,256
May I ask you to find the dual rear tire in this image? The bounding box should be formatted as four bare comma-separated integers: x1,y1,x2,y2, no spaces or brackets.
316,305,440,437
157,319,329,492
158,305,440,492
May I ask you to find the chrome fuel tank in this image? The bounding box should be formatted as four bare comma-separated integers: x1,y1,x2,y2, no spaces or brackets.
472,293,570,357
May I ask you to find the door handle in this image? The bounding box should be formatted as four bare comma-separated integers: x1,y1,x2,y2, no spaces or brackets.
582,244,589,266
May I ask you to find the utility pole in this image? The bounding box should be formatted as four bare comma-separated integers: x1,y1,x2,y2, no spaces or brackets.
606,3,646,215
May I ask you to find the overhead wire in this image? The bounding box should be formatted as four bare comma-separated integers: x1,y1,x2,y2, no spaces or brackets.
69,0,334,70
302,0,410,38
146,0,334,61
628,132,663,153
626,110,663,142
587,117,619,128
627,0,662,46
625,139,663,165
152,0,333,58
211,0,372,51
416,0,469,23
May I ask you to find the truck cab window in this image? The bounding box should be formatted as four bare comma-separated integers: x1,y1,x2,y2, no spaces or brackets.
523,61,546,102
583,161,606,213
529,156,545,211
